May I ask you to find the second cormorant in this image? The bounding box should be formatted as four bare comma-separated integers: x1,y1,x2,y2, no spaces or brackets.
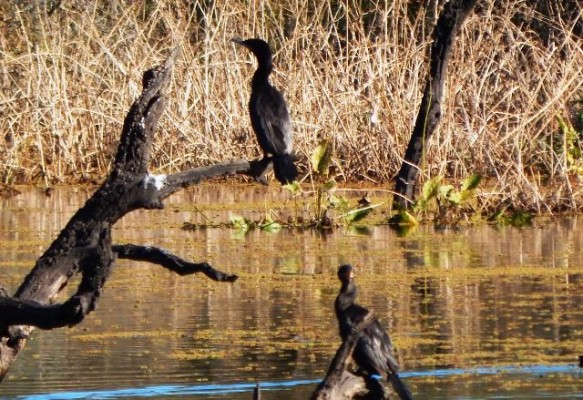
335,264,414,400
232,38,297,185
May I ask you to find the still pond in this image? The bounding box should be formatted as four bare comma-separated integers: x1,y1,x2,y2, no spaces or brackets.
1,185,582,399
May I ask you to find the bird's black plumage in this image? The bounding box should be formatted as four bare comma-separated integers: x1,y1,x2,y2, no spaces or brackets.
233,38,297,185
335,264,414,400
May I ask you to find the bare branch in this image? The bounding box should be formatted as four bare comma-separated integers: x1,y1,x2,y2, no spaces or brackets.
158,158,272,199
0,296,85,332
113,47,180,175
112,244,238,282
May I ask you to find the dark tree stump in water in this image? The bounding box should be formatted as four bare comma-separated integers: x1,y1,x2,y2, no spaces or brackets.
0,49,266,381
312,311,391,400
393,0,478,209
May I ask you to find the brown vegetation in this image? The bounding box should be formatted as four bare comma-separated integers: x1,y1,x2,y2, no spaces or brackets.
1,1,582,212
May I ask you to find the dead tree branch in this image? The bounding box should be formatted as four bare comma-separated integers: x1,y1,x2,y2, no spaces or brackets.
0,48,256,381
0,296,85,333
112,244,238,282
312,311,389,400
393,0,478,209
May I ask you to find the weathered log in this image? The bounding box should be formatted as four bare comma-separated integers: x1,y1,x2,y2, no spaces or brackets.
0,48,263,381
393,0,478,209
312,311,390,400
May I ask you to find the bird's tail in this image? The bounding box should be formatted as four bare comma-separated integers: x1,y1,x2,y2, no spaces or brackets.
273,154,298,185
389,373,414,400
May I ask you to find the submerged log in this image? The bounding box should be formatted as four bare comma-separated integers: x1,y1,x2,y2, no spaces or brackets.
393,0,478,209
0,48,264,381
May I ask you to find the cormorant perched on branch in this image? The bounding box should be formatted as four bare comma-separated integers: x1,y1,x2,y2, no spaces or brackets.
335,264,414,400
232,38,298,185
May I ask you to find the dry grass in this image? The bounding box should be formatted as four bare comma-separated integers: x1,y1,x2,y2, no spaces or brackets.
0,1,582,212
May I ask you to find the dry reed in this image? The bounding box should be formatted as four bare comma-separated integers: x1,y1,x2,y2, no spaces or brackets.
0,1,582,212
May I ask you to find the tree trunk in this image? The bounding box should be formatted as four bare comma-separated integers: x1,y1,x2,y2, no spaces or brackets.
393,0,478,210
0,48,266,381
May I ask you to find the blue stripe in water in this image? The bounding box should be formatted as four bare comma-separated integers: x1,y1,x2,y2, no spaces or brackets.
404,364,580,378
16,380,321,400
16,364,582,399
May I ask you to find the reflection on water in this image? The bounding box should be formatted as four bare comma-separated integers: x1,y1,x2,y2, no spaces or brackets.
1,185,583,399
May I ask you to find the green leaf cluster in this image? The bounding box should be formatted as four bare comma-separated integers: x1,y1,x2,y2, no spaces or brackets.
390,174,482,229
308,140,378,229
556,114,583,174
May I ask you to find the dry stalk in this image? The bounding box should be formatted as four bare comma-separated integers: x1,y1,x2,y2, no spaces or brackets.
0,1,582,211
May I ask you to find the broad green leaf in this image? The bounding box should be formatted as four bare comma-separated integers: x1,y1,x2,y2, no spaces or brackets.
438,184,454,199
461,174,482,192
402,210,419,226
260,221,282,232
329,194,349,210
344,206,373,224
310,140,333,176
283,181,301,194
230,215,250,232
388,210,419,226
421,176,442,202
448,191,462,205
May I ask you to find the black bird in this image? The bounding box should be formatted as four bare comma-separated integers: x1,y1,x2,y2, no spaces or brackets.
335,264,414,400
232,38,297,185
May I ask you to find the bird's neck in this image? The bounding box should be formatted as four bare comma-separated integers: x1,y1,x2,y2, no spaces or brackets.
336,281,357,312
251,63,273,90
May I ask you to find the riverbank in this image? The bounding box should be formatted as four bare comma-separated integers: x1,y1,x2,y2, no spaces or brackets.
1,1,582,213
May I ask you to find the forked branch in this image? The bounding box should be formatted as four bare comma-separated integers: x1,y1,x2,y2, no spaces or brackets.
0,48,253,381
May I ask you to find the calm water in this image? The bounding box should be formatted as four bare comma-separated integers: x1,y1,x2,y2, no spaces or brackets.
1,185,583,399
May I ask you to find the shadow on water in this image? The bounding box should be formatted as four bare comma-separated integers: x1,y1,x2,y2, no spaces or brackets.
2,186,583,399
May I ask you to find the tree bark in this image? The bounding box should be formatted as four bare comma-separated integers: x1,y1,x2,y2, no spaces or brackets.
393,0,478,210
0,48,265,381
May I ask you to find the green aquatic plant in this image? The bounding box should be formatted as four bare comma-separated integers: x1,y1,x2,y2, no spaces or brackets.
489,208,533,228
390,174,482,229
436,174,482,209
338,197,384,226
311,139,334,178
229,215,254,232
259,212,282,233
305,140,380,230
555,114,583,174
218,141,380,232
307,139,337,229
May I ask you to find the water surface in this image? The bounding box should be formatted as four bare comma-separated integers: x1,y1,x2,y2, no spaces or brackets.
1,185,583,399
